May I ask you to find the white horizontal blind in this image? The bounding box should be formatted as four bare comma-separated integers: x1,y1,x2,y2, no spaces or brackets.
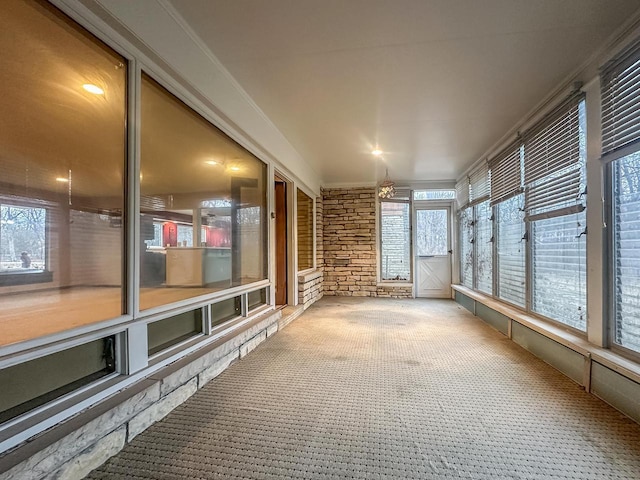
455,178,470,208
489,144,521,206
531,210,587,331
496,194,526,307
523,94,585,220
601,38,640,163
469,161,490,204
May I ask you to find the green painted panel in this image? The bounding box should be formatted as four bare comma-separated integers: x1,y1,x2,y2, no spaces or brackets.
511,322,584,385
476,303,509,336
455,291,475,314
591,362,640,424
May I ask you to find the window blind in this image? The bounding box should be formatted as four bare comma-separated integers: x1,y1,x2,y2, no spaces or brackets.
489,144,521,206
469,161,490,204
523,93,585,220
601,38,640,163
455,178,470,208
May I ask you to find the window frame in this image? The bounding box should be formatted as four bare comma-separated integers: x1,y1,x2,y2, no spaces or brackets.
607,154,640,360
295,188,315,273
378,197,413,283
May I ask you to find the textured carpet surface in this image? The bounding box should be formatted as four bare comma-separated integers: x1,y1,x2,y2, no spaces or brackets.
88,297,640,479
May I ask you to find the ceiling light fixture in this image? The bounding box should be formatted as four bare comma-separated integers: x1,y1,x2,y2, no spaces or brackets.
82,84,104,95
229,166,241,172
55,177,69,183
204,160,219,166
378,168,396,199
372,148,383,156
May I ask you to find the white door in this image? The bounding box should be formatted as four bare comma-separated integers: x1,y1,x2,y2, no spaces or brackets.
415,207,452,298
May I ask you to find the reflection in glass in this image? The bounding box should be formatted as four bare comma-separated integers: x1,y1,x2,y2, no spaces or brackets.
248,288,267,310
140,75,267,310
0,0,126,346
297,189,314,271
148,309,203,355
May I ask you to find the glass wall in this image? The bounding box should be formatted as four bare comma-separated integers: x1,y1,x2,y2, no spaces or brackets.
0,0,126,346
139,75,268,310
297,189,314,271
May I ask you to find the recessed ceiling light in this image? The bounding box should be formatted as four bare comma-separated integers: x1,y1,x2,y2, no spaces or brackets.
56,177,69,183
229,166,241,172
205,160,219,166
372,149,383,156
82,84,104,95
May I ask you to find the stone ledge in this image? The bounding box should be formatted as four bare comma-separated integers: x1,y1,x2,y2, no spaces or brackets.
298,270,323,283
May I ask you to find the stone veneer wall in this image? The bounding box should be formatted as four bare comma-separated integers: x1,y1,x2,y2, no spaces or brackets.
322,187,413,298
0,310,283,480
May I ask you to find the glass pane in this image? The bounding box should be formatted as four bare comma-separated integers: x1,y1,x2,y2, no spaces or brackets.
140,75,268,310
0,336,116,423
211,296,241,327
613,152,640,352
459,207,473,288
413,190,456,200
532,211,587,331
380,201,411,281
416,209,448,256
496,195,525,306
148,309,203,355
0,0,126,346
297,189,313,271
248,288,267,310
475,201,493,295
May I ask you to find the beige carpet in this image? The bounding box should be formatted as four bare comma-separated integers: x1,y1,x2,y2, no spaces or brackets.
87,297,640,479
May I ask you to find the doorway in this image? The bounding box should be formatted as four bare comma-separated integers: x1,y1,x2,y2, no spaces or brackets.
274,175,288,306
414,206,452,298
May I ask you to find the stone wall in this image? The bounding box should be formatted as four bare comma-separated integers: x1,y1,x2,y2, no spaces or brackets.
322,187,413,298
1,310,283,480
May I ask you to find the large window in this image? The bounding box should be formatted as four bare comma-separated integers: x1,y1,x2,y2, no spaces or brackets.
297,189,314,271
139,75,268,310
531,212,587,330
0,0,126,346
613,152,640,353
526,97,586,330
459,207,473,288
474,201,493,295
603,38,640,354
380,201,411,281
495,194,526,307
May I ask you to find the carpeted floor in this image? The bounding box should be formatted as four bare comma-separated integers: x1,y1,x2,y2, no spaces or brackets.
87,297,640,479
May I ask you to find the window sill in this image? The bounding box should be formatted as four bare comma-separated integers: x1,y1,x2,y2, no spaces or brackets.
377,282,413,288
0,270,53,287
298,270,322,283
452,284,640,384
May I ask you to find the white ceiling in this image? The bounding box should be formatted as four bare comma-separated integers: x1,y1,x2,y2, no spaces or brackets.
168,0,640,186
